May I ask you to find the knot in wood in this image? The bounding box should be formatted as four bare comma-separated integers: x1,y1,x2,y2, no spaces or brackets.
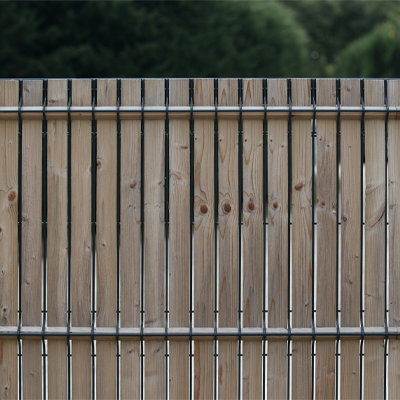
200,204,208,214
273,202,278,209
248,201,255,212
8,191,17,202
223,202,231,214
321,201,326,207
294,183,303,191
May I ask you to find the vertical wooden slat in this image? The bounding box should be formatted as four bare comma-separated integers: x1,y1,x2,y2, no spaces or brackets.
144,79,165,399
388,80,400,399
169,79,190,399
21,80,43,400
340,79,361,400
71,79,92,400
315,79,337,399
47,79,68,400
96,79,117,400
364,340,384,399
242,78,263,400
193,79,214,399
267,79,288,400
120,79,142,399
0,80,18,400
218,79,238,399
291,78,312,400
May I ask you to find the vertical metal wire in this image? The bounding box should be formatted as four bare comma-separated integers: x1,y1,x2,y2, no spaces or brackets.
42,79,48,400
213,78,219,400
91,78,97,400
17,79,23,400
116,79,121,400
262,78,267,400
67,78,72,400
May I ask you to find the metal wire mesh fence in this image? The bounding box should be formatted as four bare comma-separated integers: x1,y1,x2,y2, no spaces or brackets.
0,77,399,399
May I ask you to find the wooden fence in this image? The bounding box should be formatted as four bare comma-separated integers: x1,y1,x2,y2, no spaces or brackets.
0,78,399,399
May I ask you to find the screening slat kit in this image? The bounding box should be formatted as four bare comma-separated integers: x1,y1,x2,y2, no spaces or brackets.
0,78,399,399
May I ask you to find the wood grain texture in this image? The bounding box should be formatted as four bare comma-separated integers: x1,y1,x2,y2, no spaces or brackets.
388,81,400,328
242,79,263,329
291,79,312,331
267,341,287,400
194,340,213,400
218,340,238,400
242,340,262,400
72,340,92,400
47,80,68,328
315,340,335,400
364,340,384,400
48,340,68,399
316,79,337,328
340,340,359,400
145,340,165,400
169,79,190,328
340,80,361,328
169,341,189,399
0,340,18,400
364,80,385,328
218,79,238,328
292,341,311,400
120,80,141,328
23,340,42,400
267,79,288,329
96,341,117,400
193,79,214,328
389,339,400,399
121,341,140,400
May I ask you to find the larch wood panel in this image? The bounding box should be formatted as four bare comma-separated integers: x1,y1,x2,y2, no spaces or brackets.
145,340,165,400
340,340,359,400
96,340,116,400
389,340,400,399
364,340,384,400
316,79,337,328
340,80,362,328
218,340,238,400
267,341,287,400
0,81,18,400
315,340,335,400
292,341,312,400
48,340,67,400
218,79,238,328
242,340,262,400
21,80,42,400
193,78,214,328
169,341,189,399
194,340,213,400
120,79,141,328
70,79,92,400
388,80,400,328
121,341,140,400
364,80,385,328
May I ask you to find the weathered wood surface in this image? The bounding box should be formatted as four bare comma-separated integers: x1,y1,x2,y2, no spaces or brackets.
340,340,360,399
194,340,213,400
315,340,335,400
267,340,287,400
121,341,140,399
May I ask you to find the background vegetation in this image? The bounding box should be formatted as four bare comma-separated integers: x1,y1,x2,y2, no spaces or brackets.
0,1,398,78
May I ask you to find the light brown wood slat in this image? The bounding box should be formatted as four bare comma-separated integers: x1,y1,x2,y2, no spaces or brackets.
70,79,92,400
315,340,335,400
145,340,165,399
267,79,288,330
48,340,68,400
194,340,213,400
121,341,140,400
292,341,312,399
340,340,359,400
21,81,43,400
0,81,18,400
169,79,190,328
389,339,400,399
340,80,361,328
316,79,337,328
144,79,165,329
47,80,68,330
218,340,238,400
169,341,189,399
72,339,92,400
267,340,287,400
96,341,117,400
120,79,141,329
193,78,214,329
364,340,384,400
291,78,312,330
218,79,238,329
242,340,262,400
388,81,400,328
242,79,263,329
364,80,385,328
